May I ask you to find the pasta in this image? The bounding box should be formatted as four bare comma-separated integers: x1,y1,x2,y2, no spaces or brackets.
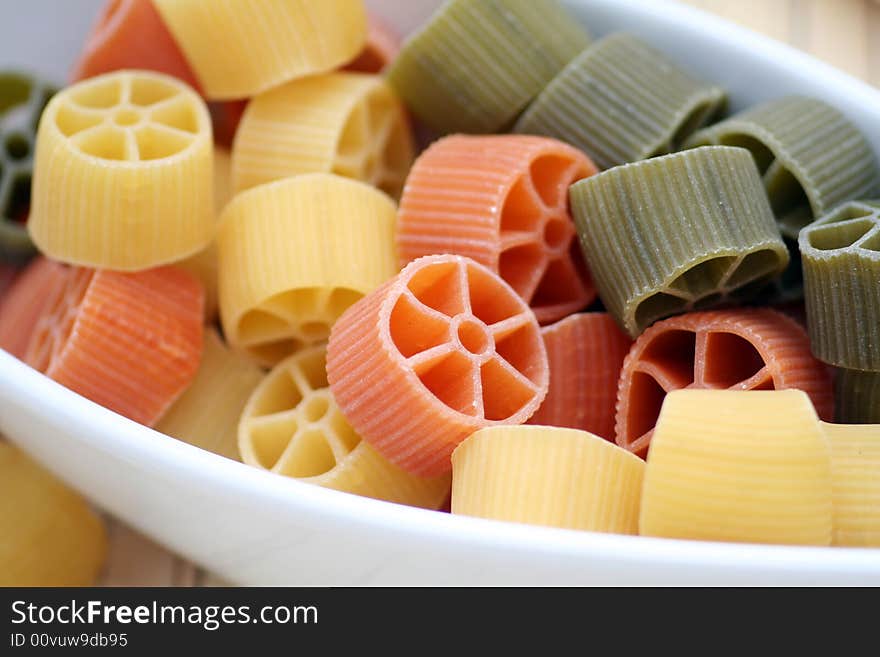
239,345,451,508
397,134,598,324
528,313,632,439
0,257,67,359
834,368,880,424
451,425,644,533
639,389,833,546
327,254,548,477
0,71,56,263
822,422,880,547
515,33,725,170
70,0,200,90
218,173,398,367
0,441,106,586
25,265,204,427
800,200,880,371
152,0,367,100
570,146,789,337
387,0,590,134
29,70,213,271
157,329,263,461
616,308,833,457
232,72,414,199
345,12,401,74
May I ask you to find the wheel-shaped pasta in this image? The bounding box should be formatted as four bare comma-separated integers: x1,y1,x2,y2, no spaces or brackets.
232,73,414,198
387,0,590,134
327,254,549,477
0,257,67,359
800,200,880,371
639,389,833,546
515,33,725,170
239,345,450,508
452,425,644,533
528,313,632,439
153,0,367,100
29,70,213,270
570,146,789,336
344,13,400,74
218,173,398,367
398,135,597,324
0,71,56,263
616,308,833,457
0,441,106,586
25,265,204,427
834,368,880,424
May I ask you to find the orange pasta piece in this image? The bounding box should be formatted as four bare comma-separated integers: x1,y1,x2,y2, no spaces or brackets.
0,257,67,360
528,313,632,439
210,99,247,149
616,308,833,457
0,264,15,297
397,134,598,324
25,266,203,427
70,0,201,91
344,13,401,74
327,254,548,477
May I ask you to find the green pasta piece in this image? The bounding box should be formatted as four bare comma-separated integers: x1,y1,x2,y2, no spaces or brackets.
514,33,726,170
800,200,880,371
0,71,56,264
386,0,590,135
835,368,880,424
570,146,789,337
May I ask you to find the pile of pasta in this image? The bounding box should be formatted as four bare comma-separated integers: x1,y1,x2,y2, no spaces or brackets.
0,0,878,573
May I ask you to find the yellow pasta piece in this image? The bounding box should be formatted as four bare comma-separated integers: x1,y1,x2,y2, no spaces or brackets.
29,70,213,271
157,328,263,461
639,389,833,546
822,422,880,547
239,345,450,508
0,441,106,586
233,72,413,198
218,173,398,366
451,425,645,533
153,0,367,100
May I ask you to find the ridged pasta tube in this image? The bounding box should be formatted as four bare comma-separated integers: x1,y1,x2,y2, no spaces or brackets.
570,146,789,337
387,0,590,134
639,389,833,546
834,368,880,424
239,345,450,508
0,257,67,359
232,73,414,199
153,0,367,100
218,173,398,367
452,425,644,533
29,70,213,271
515,33,725,170
800,200,880,371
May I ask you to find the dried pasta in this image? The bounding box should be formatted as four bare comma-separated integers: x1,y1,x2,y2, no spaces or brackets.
153,0,367,100
451,425,644,533
822,422,880,547
528,313,632,439
29,70,213,271
387,0,590,134
232,72,414,198
327,254,549,477
800,200,880,371
0,71,56,263
834,368,880,424
345,12,401,74
25,265,204,427
639,389,833,546
616,308,833,457
239,345,451,508
218,173,397,367
570,146,789,337
398,134,598,324
0,441,106,586
515,33,725,170
0,257,66,359
157,328,263,461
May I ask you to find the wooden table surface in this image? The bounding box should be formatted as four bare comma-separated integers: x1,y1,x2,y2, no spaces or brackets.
98,0,880,586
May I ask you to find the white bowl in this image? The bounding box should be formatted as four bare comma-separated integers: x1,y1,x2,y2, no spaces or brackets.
2,0,880,586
